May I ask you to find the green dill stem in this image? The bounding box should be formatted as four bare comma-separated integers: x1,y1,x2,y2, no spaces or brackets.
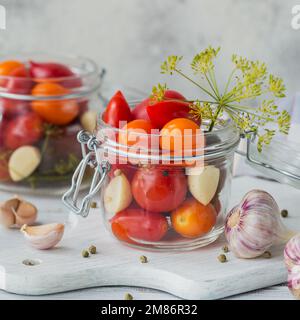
209,68,221,98
174,68,217,100
224,68,237,96
208,104,223,131
225,105,274,121
205,73,219,99
163,97,217,104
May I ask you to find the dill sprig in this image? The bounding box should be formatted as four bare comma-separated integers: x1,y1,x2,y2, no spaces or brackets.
154,46,290,151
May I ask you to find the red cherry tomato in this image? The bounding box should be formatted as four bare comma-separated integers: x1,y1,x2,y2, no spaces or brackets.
132,99,150,121
31,82,79,125
110,208,169,242
147,100,191,129
5,65,33,94
0,149,11,182
4,113,43,150
102,91,133,128
0,98,30,119
29,61,74,78
131,167,187,212
29,61,82,89
132,90,186,121
0,120,6,148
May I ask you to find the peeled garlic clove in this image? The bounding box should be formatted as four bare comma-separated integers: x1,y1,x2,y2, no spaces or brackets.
104,170,132,214
14,200,38,227
187,166,220,205
80,110,97,133
21,223,64,250
9,146,41,182
225,189,294,259
288,266,300,300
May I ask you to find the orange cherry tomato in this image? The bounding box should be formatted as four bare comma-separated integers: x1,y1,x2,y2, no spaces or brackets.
118,119,156,147
160,118,201,153
171,198,217,238
0,60,24,76
31,82,79,125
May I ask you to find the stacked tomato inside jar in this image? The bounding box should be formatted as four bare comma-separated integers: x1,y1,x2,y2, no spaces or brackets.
101,90,225,247
0,57,99,191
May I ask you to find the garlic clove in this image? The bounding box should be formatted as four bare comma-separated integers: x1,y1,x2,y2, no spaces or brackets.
21,223,64,250
284,234,300,271
187,166,220,206
0,206,16,227
104,171,132,214
8,146,41,182
80,110,97,133
288,266,300,300
14,200,38,227
0,198,20,228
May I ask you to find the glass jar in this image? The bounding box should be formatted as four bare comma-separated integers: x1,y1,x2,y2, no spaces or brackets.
63,112,240,251
0,53,105,195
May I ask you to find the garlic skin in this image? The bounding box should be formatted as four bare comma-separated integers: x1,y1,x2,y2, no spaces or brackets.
21,223,64,250
0,199,18,227
0,197,37,228
284,234,300,271
225,190,293,259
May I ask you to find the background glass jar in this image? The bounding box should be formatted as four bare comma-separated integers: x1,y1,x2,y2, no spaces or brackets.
0,53,105,195
63,114,240,251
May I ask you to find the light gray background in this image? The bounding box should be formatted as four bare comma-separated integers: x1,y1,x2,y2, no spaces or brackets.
0,0,299,96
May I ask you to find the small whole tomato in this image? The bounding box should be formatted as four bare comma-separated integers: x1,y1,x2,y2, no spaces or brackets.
0,98,30,119
160,118,201,152
110,208,169,243
147,100,191,129
29,61,82,89
131,167,187,212
102,91,133,128
0,121,5,147
0,149,11,182
0,60,24,76
4,112,43,150
5,65,33,94
132,90,186,121
29,61,74,79
31,82,79,125
118,119,156,147
171,198,217,238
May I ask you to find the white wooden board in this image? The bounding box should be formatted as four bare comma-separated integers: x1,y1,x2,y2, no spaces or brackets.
0,176,299,300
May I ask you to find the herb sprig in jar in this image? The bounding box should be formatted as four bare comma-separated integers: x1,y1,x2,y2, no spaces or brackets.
152,46,291,151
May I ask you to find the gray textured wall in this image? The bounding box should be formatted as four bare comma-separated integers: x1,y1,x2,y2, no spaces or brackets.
0,0,299,96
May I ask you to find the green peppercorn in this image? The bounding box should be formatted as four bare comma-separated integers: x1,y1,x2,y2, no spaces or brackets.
222,245,229,253
218,254,227,263
89,245,97,254
281,209,288,218
125,293,133,300
262,251,272,259
140,255,148,263
82,249,89,258
90,202,97,209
